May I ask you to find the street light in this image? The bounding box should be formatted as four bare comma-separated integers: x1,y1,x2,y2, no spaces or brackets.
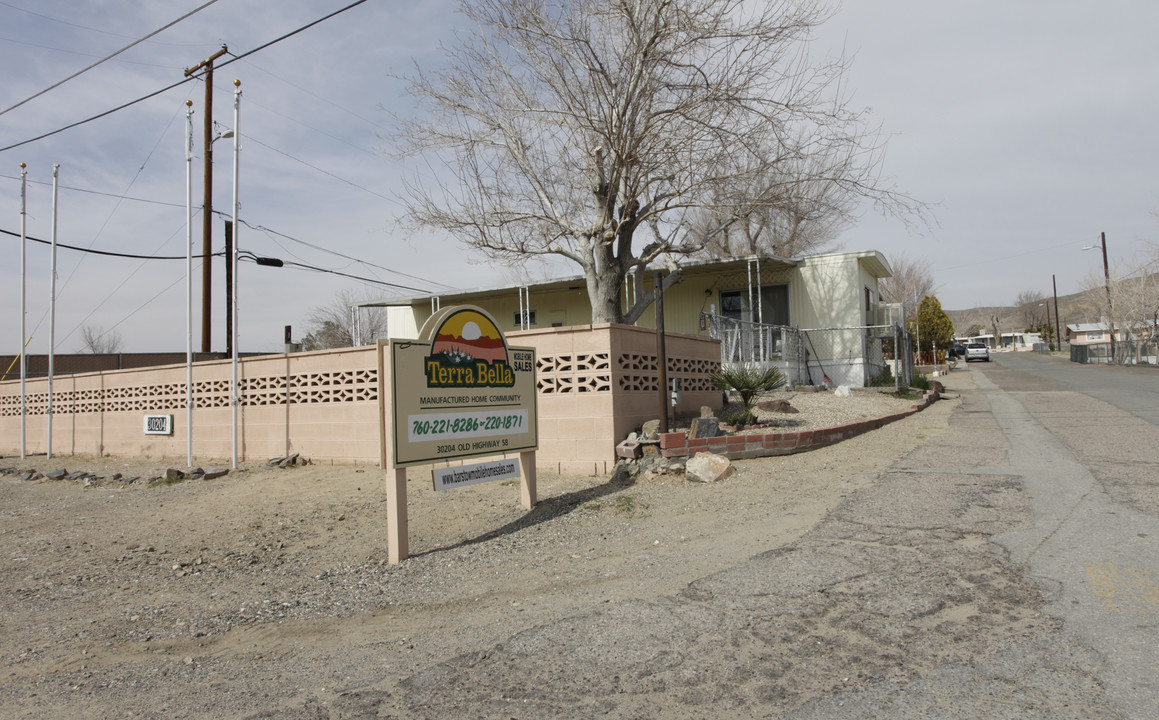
1082,232,1114,361
185,100,195,468
231,79,242,469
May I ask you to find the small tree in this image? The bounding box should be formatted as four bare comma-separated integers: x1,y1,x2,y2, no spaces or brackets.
79,324,124,354
911,296,953,356
1015,289,1046,331
711,363,787,426
301,289,388,350
879,253,936,321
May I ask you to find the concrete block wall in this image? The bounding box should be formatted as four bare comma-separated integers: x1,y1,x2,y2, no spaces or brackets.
2,325,723,476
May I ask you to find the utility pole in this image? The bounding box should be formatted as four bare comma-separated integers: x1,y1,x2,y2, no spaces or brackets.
185,45,228,353
1100,232,1115,362
1052,274,1061,352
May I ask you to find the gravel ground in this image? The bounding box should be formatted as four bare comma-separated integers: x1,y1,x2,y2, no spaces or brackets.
1,385,950,718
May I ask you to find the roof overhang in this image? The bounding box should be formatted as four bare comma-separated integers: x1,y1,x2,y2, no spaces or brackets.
358,253,802,309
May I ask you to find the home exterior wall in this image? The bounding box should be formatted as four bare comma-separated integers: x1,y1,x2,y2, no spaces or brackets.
792,255,882,386
794,254,863,329
389,254,881,340
1066,326,1131,346
1,325,721,476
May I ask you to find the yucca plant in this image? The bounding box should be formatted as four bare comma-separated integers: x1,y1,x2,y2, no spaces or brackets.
711,362,787,426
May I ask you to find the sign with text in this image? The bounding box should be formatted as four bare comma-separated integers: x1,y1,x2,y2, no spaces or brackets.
143,414,173,435
432,457,520,492
389,305,537,468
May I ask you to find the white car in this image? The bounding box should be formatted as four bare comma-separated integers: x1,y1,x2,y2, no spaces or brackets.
965,342,990,362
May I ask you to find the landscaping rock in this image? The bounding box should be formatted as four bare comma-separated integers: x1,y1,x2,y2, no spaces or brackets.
639,420,661,441
685,452,734,483
46,469,69,479
834,385,853,397
203,468,230,480
688,417,720,439
164,468,185,481
756,398,798,414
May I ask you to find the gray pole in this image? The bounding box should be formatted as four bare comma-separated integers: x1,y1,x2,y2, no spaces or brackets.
185,101,195,468
230,80,242,469
1100,232,1115,362
47,164,59,459
1053,274,1061,352
655,272,669,434
19,163,27,459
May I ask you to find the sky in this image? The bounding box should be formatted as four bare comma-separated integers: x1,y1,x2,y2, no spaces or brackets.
2,0,1157,355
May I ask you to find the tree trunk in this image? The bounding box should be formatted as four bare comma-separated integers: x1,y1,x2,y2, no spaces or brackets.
588,269,624,324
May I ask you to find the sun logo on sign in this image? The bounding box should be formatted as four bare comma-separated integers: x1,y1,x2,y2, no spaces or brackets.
424,309,514,388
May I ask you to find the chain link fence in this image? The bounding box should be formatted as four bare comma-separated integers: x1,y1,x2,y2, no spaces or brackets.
1071,339,1159,365
701,314,913,389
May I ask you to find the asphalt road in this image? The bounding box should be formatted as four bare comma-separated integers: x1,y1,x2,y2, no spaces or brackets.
982,350,1159,427
364,355,1157,719
976,352,1159,719
221,353,1158,719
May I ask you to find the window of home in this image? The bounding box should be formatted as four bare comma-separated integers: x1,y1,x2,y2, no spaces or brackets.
1086,331,1103,341
719,285,789,325
514,310,536,327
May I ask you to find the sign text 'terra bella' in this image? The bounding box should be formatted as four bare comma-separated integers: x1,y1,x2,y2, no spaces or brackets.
423,356,516,388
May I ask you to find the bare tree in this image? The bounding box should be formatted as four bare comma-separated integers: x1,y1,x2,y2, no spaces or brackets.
1014,289,1046,330
79,324,124,354
1107,255,1159,342
302,289,389,350
878,253,935,321
396,0,924,324
693,148,859,259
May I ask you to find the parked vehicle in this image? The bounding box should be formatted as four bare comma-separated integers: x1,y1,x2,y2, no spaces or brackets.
952,343,966,357
965,342,990,362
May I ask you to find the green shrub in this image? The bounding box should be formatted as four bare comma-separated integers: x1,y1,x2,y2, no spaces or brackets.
722,410,754,427
712,362,786,426
869,365,894,387
910,373,931,391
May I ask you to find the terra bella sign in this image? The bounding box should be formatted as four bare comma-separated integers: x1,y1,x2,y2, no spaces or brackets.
388,305,538,468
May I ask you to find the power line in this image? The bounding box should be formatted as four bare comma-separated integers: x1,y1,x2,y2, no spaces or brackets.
0,0,212,46
0,0,222,117
4,218,451,290
237,57,385,132
4,224,443,295
0,0,371,153
236,217,454,289
272,258,436,294
0,173,186,207
1,226,219,260
240,133,392,201
0,34,184,69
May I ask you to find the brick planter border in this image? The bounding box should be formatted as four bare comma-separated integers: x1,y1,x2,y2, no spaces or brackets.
659,390,940,461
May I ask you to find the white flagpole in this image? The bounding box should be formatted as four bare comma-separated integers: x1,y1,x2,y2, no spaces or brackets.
47,164,59,459
230,79,242,469
19,163,27,460
185,100,195,468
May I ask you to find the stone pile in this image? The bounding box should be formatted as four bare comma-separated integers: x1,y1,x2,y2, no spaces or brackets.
0,465,229,486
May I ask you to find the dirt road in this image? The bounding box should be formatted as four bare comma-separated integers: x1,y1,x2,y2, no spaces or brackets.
0,374,1122,718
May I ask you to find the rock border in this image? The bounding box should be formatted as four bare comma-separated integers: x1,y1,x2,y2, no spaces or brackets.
658,389,941,461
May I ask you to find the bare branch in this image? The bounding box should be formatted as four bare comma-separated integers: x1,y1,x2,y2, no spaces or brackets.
393,0,926,322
